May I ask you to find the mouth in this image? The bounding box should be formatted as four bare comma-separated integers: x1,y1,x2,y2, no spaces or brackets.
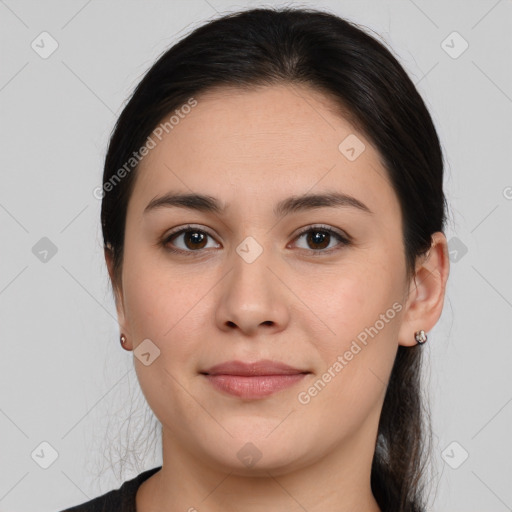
201,359,309,376
200,359,311,399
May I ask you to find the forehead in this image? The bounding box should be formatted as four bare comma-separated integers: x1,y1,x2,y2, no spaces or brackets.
131,84,398,221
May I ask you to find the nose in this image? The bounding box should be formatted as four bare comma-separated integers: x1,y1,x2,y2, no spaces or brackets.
215,244,290,337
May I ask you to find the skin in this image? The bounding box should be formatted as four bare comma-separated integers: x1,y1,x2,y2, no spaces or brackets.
105,84,449,512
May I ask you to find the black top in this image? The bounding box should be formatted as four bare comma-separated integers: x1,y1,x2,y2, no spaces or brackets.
59,466,162,512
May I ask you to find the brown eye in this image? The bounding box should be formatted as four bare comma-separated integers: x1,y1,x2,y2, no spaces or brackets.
305,230,331,250
162,224,350,256
292,226,350,254
163,227,220,254
181,230,208,250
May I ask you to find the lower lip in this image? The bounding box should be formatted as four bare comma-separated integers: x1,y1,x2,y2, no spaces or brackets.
203,373,308,399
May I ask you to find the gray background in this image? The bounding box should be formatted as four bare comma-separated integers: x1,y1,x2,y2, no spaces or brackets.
1,0,511,510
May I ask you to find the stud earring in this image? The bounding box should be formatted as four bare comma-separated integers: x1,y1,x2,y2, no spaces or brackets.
414,330,427,345
120,333,131,351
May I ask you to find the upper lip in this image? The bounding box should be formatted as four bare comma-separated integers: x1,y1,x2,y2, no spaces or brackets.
201,359,309,376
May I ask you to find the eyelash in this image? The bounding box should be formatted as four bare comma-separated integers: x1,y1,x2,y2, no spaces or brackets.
160,224,351,257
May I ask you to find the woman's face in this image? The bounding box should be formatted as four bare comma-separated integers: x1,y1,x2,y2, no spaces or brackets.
111,84,434,475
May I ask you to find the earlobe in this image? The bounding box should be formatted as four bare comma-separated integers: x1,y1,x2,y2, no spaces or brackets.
397,232,450,347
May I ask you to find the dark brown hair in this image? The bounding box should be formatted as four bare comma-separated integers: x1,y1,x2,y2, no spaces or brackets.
101,7,448,511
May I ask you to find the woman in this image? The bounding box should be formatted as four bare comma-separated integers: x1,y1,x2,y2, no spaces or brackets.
61,6,450,512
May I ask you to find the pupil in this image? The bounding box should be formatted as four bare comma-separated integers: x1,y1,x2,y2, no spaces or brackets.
186,231,206,249
308,230,329,249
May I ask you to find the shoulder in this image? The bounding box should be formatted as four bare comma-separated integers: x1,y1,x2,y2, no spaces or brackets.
58,466,162,512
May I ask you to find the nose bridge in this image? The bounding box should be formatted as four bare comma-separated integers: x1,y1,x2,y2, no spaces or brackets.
215,234,289,334
230,234,275,304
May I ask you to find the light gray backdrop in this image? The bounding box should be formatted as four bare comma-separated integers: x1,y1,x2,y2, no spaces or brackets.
1,1,511,511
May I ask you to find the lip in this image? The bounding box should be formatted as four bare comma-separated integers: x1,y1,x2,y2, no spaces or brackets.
203,374,308,399
200,360,310,399
202,359,308,376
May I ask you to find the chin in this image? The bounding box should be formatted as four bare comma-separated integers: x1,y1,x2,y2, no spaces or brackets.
197,433,313,477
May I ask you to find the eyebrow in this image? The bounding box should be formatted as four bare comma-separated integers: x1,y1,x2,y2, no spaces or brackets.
143,191,373,217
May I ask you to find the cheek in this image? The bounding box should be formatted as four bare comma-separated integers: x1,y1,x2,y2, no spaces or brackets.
296,271,401,438
302,258,403,386
122,237,179,337
122,249,210,363
303,266,389,348
122,260,210,424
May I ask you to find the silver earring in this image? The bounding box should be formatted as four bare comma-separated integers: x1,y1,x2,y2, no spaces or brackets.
414,330,427,345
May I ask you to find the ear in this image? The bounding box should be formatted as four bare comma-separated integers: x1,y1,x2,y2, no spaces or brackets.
105,247,132,349
397,232,450,347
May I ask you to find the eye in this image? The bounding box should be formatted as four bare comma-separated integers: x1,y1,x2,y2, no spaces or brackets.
161,224,351,256
162,225,220,254
290,225,351,254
